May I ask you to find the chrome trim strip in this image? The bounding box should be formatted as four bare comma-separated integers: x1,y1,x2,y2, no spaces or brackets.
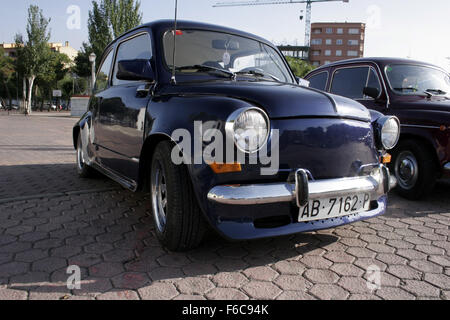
208,166,387,206
401,124,441,130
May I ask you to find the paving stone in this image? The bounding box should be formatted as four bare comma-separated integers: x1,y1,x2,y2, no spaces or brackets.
376,287,416,300
176,277,215,295
242,281,282,300
32,257,67,273
304,269,339,284
243,266,278,282
274,275,312,291
138,282,179,300
96,290,140,300
206,288,249,300
0,262,29,277
112,272,150,290
401,280,440,298
0,288,28,300
310,284,349,300
213,272,248,289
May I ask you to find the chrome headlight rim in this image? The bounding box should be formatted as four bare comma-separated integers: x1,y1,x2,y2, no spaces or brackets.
225,107,270,154
376,116,401,150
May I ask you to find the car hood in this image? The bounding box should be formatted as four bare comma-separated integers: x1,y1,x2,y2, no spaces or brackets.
159,81,371,121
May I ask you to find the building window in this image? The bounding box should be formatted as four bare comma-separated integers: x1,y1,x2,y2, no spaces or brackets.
326,28,333,34
325,50,331,56
324,61,331,65
336,50,342,56
347,50,358,57
336,39,343,45
325,39,332,45
337,28,343,34
312,50,320,56
312,61,320,67
348,40,359,46
349,28,360,34
311,39,322,45
313,28,322,34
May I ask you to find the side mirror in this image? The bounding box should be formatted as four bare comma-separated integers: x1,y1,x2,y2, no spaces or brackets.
116,59,155,82
363,86,380,100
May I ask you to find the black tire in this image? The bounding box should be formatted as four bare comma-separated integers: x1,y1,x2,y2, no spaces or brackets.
150,141,207,251
76,133,94,178
390,139,438,200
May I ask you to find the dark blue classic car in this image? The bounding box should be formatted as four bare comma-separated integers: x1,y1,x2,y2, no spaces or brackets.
74,20,399,251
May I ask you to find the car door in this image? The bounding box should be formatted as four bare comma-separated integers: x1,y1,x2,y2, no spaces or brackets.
96,31,154,181
330,65,388,113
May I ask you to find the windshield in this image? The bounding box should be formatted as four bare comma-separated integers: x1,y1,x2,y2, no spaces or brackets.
385,64,450,96
163,29,294,83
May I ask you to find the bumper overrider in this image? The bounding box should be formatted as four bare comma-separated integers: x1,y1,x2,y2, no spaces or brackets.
206,164,396,240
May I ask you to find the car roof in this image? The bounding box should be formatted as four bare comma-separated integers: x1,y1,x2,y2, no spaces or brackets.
312,57,445,72
114,19,273,47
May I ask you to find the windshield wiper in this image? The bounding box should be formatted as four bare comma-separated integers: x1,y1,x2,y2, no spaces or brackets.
175,65,235,79
394,87,418,92
425,89,447,95
235,70,281,82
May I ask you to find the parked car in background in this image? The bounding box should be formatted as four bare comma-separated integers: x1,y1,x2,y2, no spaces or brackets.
74,21,398,251
305,58,450,199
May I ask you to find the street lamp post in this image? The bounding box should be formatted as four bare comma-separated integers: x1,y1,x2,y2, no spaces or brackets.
89,53,96,94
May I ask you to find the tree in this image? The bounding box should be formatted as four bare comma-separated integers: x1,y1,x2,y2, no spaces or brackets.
285,56,316,78
0,48,14,108
88,1,112,66
74,42,93,78
105,0,143,38
16,5,53,114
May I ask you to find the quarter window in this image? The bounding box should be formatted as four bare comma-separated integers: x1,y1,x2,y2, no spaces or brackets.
331,67,380,99
308,72,328,91
112,33,152,86
95,50,114,92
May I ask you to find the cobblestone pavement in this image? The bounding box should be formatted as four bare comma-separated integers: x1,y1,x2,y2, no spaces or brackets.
0,114,449,300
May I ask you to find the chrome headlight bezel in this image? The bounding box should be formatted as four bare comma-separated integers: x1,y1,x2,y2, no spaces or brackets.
376,116,401,150
225,107,270,154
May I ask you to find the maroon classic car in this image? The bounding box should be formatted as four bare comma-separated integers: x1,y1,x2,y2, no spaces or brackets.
305,58,450,199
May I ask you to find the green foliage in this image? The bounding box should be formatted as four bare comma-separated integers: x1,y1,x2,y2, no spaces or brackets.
75,0,142,78
18,5,52,79
74,43,93,78
88,1,112,66
285,56,316,78
105,0,143,38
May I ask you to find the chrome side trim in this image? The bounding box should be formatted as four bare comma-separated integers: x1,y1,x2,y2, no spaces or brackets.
401,124,441,130
208,166,388,206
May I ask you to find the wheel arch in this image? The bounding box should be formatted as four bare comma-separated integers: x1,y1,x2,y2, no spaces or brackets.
397,132,440,169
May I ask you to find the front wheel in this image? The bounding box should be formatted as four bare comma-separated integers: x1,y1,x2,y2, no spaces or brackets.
76,133,94,178
150,141,207,251
391,140,438,200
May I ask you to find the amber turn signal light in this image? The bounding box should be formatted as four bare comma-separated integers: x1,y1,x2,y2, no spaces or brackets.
381,153,392,164
209,163,242,174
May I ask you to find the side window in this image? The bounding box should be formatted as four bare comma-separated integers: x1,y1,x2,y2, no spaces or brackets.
331,67,370,99
366,68,382,95
308,72,328,91
113,33,152,86
95,50,113,92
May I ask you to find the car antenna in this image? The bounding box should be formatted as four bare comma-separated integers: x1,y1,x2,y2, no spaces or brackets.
171,0,178,85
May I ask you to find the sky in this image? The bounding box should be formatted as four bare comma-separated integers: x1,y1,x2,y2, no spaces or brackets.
1,0,450,70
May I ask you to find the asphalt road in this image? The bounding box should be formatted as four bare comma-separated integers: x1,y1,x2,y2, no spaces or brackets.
0,112,449,300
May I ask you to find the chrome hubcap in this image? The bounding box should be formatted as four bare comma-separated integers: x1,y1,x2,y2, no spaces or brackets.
77,141,85,170
151,161,168,233
395,151,419,190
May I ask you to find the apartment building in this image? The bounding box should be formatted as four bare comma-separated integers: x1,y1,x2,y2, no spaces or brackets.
310,22,365,66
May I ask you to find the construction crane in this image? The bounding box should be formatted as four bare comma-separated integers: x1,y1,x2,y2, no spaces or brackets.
213,0,349,48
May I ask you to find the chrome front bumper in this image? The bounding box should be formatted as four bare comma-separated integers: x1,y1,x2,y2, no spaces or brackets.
208,165,396,206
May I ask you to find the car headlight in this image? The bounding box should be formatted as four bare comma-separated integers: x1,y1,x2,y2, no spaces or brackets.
376,116,400,150
226,107,270,153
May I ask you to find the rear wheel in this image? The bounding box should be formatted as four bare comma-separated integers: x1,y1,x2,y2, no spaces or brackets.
76,133,94,178
391,140,437,200
150,141,207,251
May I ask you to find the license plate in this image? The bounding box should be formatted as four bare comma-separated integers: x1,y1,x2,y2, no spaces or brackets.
298,194,371,223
